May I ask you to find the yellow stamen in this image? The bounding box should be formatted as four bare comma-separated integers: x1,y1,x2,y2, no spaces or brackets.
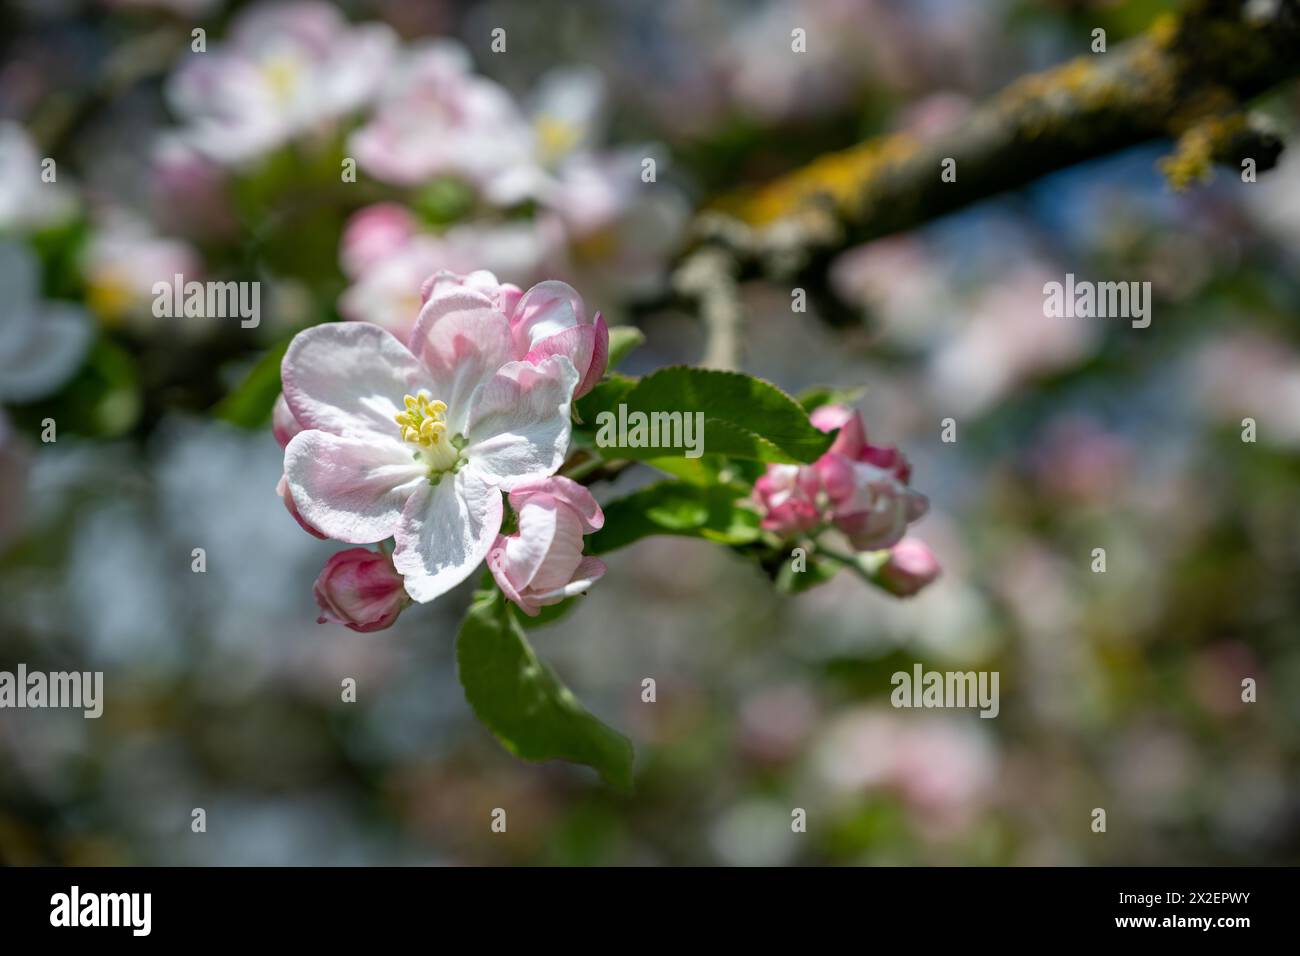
394,392,454,457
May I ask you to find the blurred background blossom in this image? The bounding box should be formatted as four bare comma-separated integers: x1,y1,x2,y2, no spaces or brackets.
0,0,1298,866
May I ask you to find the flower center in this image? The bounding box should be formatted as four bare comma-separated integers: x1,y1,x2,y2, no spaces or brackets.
535,116,580,167
87,268,136,325
261,55,303,105
395,391,461,474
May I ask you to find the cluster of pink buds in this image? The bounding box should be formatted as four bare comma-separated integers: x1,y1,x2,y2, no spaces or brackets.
753,404,939,596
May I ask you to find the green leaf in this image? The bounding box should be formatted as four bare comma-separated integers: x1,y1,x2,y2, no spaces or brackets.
606,326,646,370
643,454,727,485
588,480,761,555
576,366,835,464
642,454,766,489
456,590,634,790
213,339,291,428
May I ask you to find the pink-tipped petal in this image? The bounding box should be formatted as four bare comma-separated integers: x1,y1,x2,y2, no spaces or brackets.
277,472,328,539
508,475,604,533
510,279,587,355
272,392,302,449
577,312,609,398
811,404,868,460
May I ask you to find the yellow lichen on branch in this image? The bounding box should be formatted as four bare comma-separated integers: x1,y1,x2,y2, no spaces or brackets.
725,133,920,229
691,1,1299,279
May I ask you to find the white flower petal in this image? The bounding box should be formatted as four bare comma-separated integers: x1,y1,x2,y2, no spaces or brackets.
284,429,426,543
281,322,432,439
464,356,578,490
392,467,503,603
408,307,515,434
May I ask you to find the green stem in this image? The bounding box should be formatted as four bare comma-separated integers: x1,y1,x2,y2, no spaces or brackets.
813,539,875,585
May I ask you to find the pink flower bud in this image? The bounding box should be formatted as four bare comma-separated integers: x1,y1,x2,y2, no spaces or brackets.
313,547,409,633
753,464,822,536
488,476,606,616
876,537,941,597
828,462,928,552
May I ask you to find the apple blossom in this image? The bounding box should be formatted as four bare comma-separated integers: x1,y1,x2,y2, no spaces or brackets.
276,473,327,540
529,68,606,167
488,476,607,616
420,269,522,318
314,547,409,633
0,241,91,403
280,309,579,604
483,67,607,207
82,215,202,328
167,1,396,165
337,219,561,343
349,40,532,190
819,454,927,552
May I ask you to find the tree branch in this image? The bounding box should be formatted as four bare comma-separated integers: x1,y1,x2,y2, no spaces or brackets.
681,0,1300,289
